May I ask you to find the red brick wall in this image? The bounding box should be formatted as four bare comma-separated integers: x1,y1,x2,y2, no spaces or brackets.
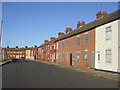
57,29,95,69
7,50,26,59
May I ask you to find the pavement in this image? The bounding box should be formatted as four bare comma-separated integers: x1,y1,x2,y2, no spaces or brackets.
34,60,119,82
2,60,119,88
0,61,10,67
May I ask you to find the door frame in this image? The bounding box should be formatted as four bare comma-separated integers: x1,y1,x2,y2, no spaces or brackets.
70,54,72,65
91,52,95,68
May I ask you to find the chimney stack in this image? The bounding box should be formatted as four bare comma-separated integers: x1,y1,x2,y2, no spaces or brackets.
65,28,72,33
16,46,18,48
58,32,64,37
96,11,108,19
77,21,85,28
25,46,28,48
50,37,56,41
44,40,49,43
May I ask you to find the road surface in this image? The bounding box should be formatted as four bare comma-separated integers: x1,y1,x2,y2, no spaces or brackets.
2,60,118,88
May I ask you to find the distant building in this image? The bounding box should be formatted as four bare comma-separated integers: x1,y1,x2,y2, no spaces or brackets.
5,46,37,60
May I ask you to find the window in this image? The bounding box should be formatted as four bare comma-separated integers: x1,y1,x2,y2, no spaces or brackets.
62,41,64,48
84,33,89,44
77,37,80,46
58,54,61,61
62,53,64,60
66,52,68,61
84,50,88,61
66,40,70,48
76,52,80,61
106,26,112,40
98,54,100,61
105,49,112,63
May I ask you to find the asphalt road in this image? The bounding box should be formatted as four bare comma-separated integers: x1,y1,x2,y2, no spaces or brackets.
2,60,118,88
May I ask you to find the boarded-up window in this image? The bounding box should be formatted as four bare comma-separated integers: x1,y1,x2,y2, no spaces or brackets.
106,26,112,40
62,53,64,60
62,41,64,48
76,52,80,61
77,37,80,46
84,50,88,61
66,40,70,48
66,52,68,61
84,33,89,44
105,49,112,63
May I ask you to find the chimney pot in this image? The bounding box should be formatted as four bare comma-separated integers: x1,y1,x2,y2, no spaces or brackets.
25,46,28,48
34,45,37,47
7,46,9,48
77,21,81,28
16,46,18,48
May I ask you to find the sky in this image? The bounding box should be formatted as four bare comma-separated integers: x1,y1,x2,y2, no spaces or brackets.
2,2,119,48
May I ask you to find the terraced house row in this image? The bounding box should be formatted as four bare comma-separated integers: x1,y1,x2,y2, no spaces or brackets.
3,9,120,73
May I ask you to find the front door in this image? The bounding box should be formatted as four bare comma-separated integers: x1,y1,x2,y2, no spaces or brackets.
70,54,74,65
70,54,72,65
91,52,95,68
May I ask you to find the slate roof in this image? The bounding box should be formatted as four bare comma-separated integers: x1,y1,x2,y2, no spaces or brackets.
38,9,120,47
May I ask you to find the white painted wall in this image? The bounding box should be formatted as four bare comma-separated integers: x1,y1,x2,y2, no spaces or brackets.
118,20,120,72
95,19,119,72
26,50,30,59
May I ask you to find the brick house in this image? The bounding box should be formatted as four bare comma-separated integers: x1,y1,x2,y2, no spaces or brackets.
5,46,37,60
37,39,57,63
5,46,26,59
56,23,95,69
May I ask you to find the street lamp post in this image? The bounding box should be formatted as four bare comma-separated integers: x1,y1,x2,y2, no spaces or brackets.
5,40,11,60
7,40,11,47
0,20,3,61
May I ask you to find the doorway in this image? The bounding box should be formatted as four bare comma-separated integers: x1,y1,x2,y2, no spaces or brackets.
70,54,72,65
